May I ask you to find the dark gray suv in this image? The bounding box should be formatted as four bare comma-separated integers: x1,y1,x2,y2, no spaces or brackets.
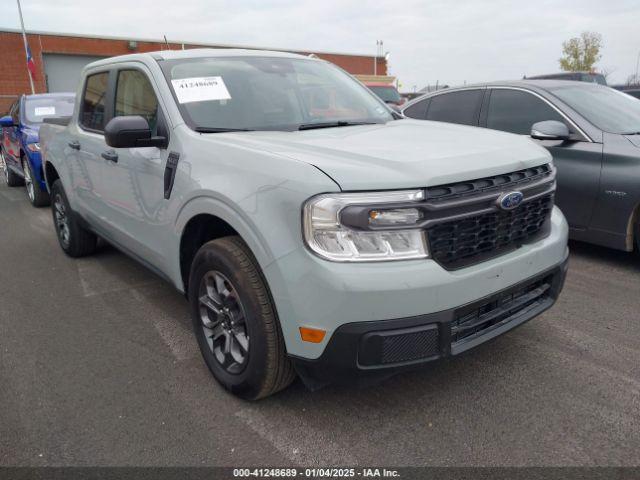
402,80,640,253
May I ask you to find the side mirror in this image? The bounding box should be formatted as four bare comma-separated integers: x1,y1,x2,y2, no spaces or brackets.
531,120,570,141
104,115,167,149
0,115,16,127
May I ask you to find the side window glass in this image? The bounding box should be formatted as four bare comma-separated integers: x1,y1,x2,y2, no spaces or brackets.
487,89,565,135
81,72,109,131
115,70,158,132
425,90,483,126
403,99,429,119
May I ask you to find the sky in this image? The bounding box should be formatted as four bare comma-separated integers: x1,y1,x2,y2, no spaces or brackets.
2,0,639,90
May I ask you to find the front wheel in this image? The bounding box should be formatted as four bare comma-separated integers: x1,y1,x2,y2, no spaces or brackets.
50,180,97,257
188,236,295,400
22,157,50,207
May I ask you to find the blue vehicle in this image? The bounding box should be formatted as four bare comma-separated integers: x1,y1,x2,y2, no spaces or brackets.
1,93,75,206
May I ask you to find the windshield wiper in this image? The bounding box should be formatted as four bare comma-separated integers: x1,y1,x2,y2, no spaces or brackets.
297,121,379,131
622,131,640,135
194,127,255,133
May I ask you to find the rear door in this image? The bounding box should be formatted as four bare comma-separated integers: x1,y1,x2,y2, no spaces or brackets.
73,70,113,221
482,87,602,229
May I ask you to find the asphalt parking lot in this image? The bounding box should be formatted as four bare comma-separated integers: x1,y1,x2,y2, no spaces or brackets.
1,178,639,467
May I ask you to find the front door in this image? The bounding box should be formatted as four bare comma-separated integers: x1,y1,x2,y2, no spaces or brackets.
97,65,170,271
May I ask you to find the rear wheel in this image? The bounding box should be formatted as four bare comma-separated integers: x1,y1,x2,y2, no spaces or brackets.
50,179,97,257
2,149,24,187
22,157,50,207
188,236,295,400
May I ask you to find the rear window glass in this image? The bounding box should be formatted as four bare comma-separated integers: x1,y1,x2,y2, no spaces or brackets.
425,90,483,126
403,98,429,119
24,96,75,124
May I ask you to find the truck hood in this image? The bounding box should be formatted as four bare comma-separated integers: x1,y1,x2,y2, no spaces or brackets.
206,119,551,190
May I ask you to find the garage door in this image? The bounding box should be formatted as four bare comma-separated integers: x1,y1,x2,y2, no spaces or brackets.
43,54,107,94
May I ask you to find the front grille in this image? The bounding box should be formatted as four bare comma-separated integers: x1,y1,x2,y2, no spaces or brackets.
451,274,553,345
425,164,552,202
380,328,439,364
426,194,554,269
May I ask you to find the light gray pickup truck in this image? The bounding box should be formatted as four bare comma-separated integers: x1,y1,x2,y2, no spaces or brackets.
40,48,569,399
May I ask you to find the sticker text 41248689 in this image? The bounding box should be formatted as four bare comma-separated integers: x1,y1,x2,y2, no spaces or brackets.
171,76,232,104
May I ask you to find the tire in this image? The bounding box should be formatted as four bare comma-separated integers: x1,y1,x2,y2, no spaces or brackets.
22,157,50,207
189,236,295,400
2,149,24,187
50,179,97,257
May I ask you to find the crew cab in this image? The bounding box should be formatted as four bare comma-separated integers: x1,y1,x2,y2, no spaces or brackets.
40,49,569,399
1,93,75,206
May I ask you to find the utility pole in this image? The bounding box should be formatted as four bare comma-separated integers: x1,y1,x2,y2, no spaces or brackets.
636,50,640,86
374,40,383,76
16,0,35,94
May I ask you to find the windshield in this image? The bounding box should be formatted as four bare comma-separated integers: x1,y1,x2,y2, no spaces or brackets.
162,56,393,131
24,96,75,124
549,85,640,134
580,73,607,85
368,85,401,103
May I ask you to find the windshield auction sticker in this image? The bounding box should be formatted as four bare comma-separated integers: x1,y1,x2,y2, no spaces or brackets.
171,76,231,104
34,106,56,116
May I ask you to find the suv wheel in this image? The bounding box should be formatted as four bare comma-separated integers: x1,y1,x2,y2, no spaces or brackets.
22,157,50,207
189,236,295,400
50,179,97,257
2,149,24,187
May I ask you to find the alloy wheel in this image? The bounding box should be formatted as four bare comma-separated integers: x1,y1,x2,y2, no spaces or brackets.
53,194,70,248
198,270,250,374
23,160,35,202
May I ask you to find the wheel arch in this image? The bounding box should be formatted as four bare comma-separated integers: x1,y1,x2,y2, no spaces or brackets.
628,201,640,251
43,161,61,192
175,197,276,296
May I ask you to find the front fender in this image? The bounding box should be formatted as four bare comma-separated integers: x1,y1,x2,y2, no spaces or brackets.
174,194,276,274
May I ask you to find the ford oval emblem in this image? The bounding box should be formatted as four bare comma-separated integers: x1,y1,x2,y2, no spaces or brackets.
498,191,524,210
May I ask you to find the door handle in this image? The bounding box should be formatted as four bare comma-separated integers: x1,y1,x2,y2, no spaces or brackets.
101,150,118,163
68,140,80,150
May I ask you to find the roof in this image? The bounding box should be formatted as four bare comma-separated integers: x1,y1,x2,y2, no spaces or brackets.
24,92,75,99
425,79,603,92
84,48,315,69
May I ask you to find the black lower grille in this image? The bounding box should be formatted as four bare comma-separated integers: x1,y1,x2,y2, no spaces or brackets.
359,325,440,366
426,194,553,269
451,274,553,345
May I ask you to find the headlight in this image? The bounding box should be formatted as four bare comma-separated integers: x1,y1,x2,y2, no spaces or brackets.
303,190,429,262
27,143,40,152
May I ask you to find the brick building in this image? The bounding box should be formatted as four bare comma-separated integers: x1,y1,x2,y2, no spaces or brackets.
0,29,387,112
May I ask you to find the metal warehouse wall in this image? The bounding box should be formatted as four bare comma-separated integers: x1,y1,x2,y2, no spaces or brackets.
0,30,387,113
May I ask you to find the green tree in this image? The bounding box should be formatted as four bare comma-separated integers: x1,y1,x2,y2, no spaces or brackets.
559,31,602,72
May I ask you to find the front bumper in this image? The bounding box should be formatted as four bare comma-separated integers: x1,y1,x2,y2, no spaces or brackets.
264,206,569,361
291,255,568,387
